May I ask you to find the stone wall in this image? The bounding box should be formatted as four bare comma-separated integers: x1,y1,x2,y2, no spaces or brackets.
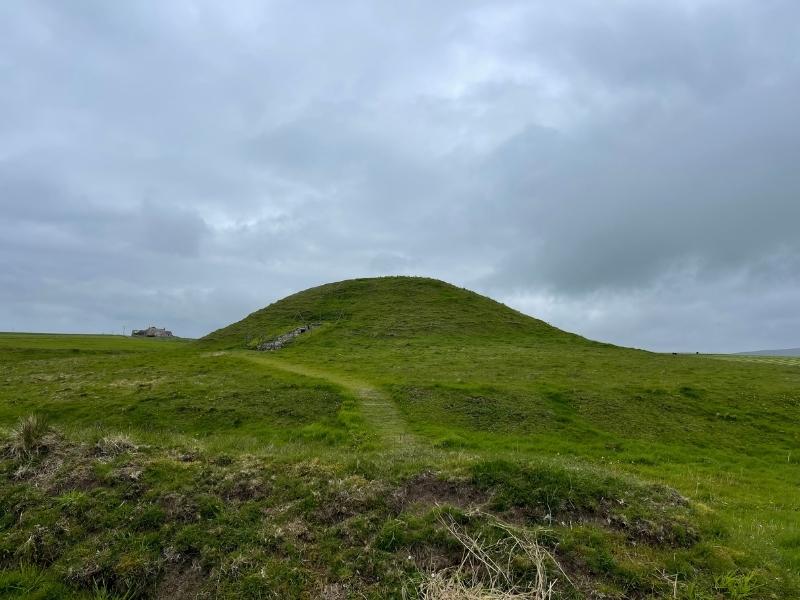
257,324,318,351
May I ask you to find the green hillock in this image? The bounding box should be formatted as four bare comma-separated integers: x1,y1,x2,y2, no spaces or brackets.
200,276,590,349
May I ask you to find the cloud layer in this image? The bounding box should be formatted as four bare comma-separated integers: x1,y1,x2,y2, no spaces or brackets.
2,0,799,351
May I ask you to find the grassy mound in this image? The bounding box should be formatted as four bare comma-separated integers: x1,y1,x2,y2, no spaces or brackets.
200,276,590,349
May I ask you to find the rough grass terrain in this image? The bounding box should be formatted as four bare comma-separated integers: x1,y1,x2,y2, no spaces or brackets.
1,277,799,598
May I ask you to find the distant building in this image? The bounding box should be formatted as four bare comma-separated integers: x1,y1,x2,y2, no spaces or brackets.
132,326,173,338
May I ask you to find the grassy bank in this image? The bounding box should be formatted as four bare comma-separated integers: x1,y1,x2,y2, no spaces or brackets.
2,277,798,598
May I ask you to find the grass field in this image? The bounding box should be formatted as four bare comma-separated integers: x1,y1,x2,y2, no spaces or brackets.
1,277,799,599
709,354,800,368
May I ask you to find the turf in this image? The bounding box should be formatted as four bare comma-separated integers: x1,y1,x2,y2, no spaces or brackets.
1,276,799,598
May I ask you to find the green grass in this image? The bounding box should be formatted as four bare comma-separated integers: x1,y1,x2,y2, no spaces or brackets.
710,354,800,368
1,276,799,598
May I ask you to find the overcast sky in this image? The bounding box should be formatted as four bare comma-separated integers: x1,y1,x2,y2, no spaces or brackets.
2,1,799,352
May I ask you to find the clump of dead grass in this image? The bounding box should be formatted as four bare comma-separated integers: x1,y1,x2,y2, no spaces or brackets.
418,514,570,600
95,433,138,458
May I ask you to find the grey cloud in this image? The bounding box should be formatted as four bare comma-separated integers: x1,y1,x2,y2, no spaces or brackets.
476,65,800,294
2,0,800,350
136,201,209,257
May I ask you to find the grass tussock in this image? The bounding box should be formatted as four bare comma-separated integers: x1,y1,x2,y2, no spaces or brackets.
6,414,53,459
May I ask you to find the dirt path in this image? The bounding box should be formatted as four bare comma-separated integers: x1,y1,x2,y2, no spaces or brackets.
240,353,421,450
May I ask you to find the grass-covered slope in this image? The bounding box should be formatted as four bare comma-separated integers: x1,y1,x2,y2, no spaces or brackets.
2,278,800,598
200,276,591,349
204,277,800,471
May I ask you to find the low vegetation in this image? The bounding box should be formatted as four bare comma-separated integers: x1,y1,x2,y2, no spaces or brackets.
6,414,52,460
1,277,798,598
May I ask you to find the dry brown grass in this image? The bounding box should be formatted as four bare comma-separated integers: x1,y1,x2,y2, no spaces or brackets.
418,514,570,600
95,433,138,458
